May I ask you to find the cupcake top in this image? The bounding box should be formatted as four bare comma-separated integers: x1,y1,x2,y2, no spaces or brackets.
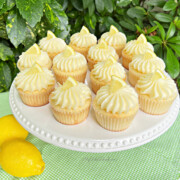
39,31,66,54
91,56,126,82
17,44,52,71
95,76,138,114
101,25,126,46
135,70,178,100
15,63,55,92
129,50,165,73
50,77,91,110
123,34,154,56
88,39,118,62
53,46,87,72
70,26,97,48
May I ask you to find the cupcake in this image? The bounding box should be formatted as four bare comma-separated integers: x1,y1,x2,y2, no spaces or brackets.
17,44,52,71
39,30,66,60
129,50,165,87
93,76,139,131
90,56,126,94
122,34,154,69
69,26,97,58
52,46,88,84
87,39,118,70
100,25,126,57
135,69,178,115
15,63,55,107
49,77,92,125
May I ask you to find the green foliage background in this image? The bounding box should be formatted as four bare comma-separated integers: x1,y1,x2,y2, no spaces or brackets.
0,0,180,92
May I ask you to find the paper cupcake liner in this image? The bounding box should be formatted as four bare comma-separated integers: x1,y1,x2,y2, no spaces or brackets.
122,51,133,70
53,66,87,84
69,43,89,59
87,56,97,71
18,85,55,107
48,52,61,60
50,97,91,125
113,45,125,58
138,94,176,115
93,100,139,131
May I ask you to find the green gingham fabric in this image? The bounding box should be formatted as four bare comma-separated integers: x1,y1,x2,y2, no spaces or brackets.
0,92,179,180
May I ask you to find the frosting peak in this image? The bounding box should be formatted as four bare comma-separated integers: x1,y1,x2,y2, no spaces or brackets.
80,26,89,35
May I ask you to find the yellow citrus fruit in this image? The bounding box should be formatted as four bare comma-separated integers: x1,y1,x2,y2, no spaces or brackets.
0,139,45,177
47,30,56,39
0,115,28,146
26,43,41,55
152,69,166,81
63,45,75,57
136,34,147,44
98,39,108,49
80,26,89,34
110,75,126,93
110,25,119,34
104,56,117,67
62,77,78,90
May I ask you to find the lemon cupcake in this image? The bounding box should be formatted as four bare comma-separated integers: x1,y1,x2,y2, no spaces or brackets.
39,31,66,60
93,76,139,131
100,25,126,57
17,44,52,71
49,77,92,125
135,70,178,115
52,46,87,84
122,34,154,69
15,63,55,107
69,26,97,58
87,39,118,70
129,50,165,87
90,56,126,94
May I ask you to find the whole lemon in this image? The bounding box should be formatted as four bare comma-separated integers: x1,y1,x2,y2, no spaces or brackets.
0,139,45,177
0,114,28,146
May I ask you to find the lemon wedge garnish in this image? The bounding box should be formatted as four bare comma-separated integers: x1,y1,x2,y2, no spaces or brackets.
62,77,78,90
47,30,56,39
26,44,41,55
110,25,119,35
98,39,108,49
63,46,75,57
80,26,89,35
104,56,117,67
26,63,43,75
143,50,156,60
110,75,126,93
152,69,166,81
136,34,147,44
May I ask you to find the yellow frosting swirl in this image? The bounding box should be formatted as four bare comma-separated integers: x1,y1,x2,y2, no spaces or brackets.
123,34,154,56
51,77,91,110
39,31,66,53
70,26,97,48
130,50,165,73
17,50,51,71
135,70,178,99
15,63,55,92
91,56,126,81
95,76,138,114
88,39,118,62
53,46,87,71
101,25,126,46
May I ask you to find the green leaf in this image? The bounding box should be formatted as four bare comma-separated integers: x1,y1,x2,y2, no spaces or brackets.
57,0,68,10
146,0,165,7
88,0,95,16
0,0,6,9
147,25,158,34
146,36,162,44
0,0,15,15
95,0,104,13
0,15,8,39
155,13,173,23
105,17,123,32
16,0,44,27
168,36,180,44
176,76,180,92
45,1,68,31
127,7,146,19
154,21,165,40
166,22,176,40
175,19,180,29
82,0,91,9
168,44,180,57
116,0,131,7
166,47,179,79
84,14,97,29
163,0,177,11
6,9,26,48
104,0,113,13
70,0,83,11
0,43,14,61
119,21,136,31
135,24,143,33
132,0,139,6
127,35,136,41
0,62,12,92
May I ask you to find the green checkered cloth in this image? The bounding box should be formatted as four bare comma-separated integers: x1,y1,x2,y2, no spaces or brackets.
0,92,179,180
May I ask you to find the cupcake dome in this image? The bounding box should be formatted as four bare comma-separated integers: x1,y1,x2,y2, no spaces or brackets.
17,44,52,71
101,25,126,57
